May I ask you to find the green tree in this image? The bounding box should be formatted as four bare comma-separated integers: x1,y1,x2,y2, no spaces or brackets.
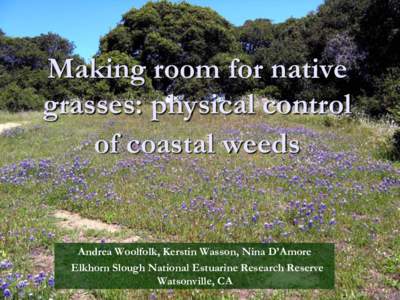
0,83,42,112
32,33,75,61
100,1,241,95
91,50,154,100
209,52,256,99
252,18,309,98
238,19,274,54
358,0,400,75
0,31,88,106
303,0,371,57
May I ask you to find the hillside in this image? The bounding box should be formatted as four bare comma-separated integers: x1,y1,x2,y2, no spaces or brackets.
0,108,399,299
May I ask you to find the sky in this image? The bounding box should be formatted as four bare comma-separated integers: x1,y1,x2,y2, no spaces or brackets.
0,0,324,61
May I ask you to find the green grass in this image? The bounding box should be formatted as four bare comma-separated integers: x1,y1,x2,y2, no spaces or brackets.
0,108,399,299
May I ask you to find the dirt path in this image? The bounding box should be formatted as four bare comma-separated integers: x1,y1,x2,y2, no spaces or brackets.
53,210,123,233
31,210,141,276
53,209,141,242
0,122,23,134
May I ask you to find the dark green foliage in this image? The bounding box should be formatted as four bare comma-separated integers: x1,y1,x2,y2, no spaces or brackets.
379,129,400,161
0,31,87,110
0,0,399,117
358,0,400,75
254,85,281,99
0,32,74,71
238,19,274,53
391,130,400,160
303,0,370,57
237,0,398,120
0,83,42,112
208,52,255,98
100,1,242,95
252,18,310,98
360,68,400,117
381,69,400,118
354,0,400,117
90,50,155,100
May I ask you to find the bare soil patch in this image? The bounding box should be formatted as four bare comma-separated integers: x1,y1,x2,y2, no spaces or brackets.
54,210,122,233
53,210,141,242
30,210,141,274
0,122,23,134
30,248,53,274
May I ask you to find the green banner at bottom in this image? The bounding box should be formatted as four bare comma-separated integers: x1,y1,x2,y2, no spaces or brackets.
55,243,334,289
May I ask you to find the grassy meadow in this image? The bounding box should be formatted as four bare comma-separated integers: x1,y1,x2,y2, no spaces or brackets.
0,106,399,299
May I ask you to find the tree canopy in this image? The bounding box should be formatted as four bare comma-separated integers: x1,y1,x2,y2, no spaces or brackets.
0,32,85,111
1,0,399,118
100,1,242,95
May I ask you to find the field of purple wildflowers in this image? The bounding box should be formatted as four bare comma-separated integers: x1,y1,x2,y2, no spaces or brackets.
0,110,399,299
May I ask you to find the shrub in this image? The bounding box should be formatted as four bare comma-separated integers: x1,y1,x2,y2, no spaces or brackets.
375,129,400,161
390,130,400,160
0,83,43,112
358,95,384,117
254,85,281,99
